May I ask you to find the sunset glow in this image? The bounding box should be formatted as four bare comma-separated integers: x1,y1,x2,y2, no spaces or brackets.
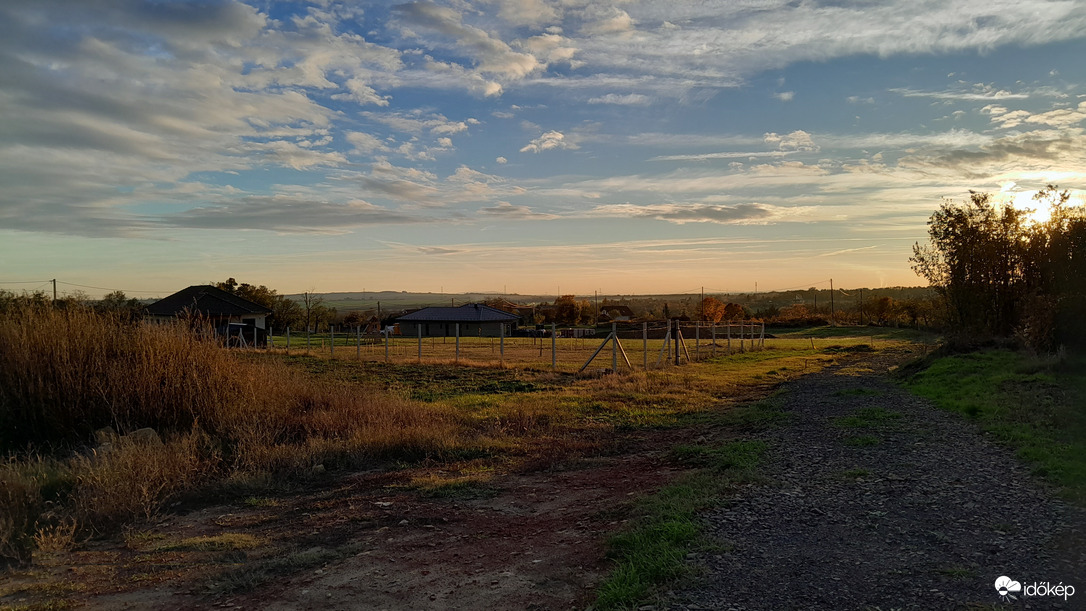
2,2,1086,298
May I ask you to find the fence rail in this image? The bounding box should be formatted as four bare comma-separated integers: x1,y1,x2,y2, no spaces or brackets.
262,321,766,373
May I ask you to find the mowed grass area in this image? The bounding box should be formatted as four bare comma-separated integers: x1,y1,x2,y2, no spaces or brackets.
903,348,1086,505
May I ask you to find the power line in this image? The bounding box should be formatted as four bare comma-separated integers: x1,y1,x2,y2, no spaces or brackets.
0,280,52,285
55,281,167,294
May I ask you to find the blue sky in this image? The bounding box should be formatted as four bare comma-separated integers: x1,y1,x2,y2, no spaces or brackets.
2,0,1085,298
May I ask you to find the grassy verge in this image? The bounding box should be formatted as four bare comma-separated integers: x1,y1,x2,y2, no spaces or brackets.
594,423,773,609
903,348,1086,504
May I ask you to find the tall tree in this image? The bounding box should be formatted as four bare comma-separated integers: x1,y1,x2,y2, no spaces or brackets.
697,296,725,322
911,187,1086,348
215,278,302,329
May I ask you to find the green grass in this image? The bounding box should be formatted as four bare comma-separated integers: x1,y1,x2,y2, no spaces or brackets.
669,440,767,474
156,533,264,553
904,348,1086,505
771,325,936,342
596,437,767,610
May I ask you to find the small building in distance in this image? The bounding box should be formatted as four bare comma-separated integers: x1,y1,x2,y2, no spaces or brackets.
145,285,272,345
396,303,519,337
599,304,635,322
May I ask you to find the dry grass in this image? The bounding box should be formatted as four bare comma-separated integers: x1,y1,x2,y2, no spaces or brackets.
0,305,482,565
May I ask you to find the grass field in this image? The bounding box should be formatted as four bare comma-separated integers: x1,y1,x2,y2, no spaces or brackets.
264,326,915,374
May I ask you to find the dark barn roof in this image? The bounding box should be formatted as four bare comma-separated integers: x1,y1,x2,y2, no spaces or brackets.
146,285,272,318
397,303,518,323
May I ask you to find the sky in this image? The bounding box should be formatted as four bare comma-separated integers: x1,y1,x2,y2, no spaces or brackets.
2,0,1086,299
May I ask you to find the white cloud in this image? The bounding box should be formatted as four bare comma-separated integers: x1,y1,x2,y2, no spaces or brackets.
520,130,579,153
579,6,635,37
346,132,390,155
588,93,651,105
483,0,559,28
774,91,795,102
496,156,508,164
393,1,542,79
651,151,791,162
764,130,819,152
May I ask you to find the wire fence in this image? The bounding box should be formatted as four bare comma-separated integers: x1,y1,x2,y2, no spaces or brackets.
261,321,767,373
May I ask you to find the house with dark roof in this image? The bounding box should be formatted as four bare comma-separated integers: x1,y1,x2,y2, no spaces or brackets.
599,304,635,322
396,303,519,337
145,285,272,345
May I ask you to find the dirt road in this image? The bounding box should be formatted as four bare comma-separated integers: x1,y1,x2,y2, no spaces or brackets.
665,354,1086,610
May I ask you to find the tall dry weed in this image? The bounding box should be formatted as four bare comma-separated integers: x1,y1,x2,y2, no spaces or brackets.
0,304,480,554
70,431,218,528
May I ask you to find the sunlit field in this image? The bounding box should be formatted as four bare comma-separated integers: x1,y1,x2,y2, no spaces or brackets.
265,326,916,373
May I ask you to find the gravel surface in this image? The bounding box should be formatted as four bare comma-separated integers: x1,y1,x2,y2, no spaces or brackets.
664,351,1086,611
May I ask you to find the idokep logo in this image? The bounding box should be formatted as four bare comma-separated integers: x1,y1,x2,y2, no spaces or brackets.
995,575,1076,603
995,576,1022,601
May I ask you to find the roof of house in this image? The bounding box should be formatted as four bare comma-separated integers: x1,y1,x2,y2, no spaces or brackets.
145,285,272,318
601,305,635,317
397,303,519,323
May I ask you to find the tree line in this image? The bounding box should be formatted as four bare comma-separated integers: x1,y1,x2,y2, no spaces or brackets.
911,186,1086,351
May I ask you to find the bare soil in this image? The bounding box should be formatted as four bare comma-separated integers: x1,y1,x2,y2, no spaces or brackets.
1,421,725,611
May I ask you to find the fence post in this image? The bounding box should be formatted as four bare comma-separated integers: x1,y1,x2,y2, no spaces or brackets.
286,327,291,352
611,322,617,372
330,326,334,358
674,320,680,366
711,322,716,357
384,328,389,363
418,325,422,363
695,321,700,361
643,322,648,371
356,325,361,359
455,323,460,363
551,323,556,371
500,323,505,367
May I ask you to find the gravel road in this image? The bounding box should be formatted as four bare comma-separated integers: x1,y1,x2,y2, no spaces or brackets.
664,352,1086,611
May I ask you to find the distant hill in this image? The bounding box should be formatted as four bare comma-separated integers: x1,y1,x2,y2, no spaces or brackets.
285,287,934,317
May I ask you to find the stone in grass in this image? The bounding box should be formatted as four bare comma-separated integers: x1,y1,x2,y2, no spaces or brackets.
127,427,163,447
93,426,119,446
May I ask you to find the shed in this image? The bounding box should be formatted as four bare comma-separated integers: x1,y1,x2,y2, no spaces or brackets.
397,303,518,337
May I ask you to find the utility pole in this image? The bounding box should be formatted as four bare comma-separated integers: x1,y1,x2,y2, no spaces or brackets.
52,279,57,301
830,279,835,325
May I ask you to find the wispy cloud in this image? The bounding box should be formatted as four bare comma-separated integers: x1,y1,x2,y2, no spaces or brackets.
588,202,818,225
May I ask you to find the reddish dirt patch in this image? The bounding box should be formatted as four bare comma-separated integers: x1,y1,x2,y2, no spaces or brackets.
5,427,707,611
